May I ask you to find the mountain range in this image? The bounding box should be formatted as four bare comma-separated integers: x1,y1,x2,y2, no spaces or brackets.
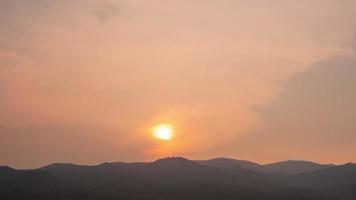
1,157,355,200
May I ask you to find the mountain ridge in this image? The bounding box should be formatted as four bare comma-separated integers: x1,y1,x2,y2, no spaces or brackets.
1,157,356,200
7,157,344,171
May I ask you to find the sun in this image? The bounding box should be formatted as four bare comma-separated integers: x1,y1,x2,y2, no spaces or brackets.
152,124,174,141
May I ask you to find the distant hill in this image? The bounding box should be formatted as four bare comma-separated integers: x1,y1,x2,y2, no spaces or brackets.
294,162,356,189
196,158,333,174
0,166,16,175
196,157,267,172
264,160,334,174
40,157,273,189
0,157,355,200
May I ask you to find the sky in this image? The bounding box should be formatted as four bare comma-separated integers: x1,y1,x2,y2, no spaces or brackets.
1,0,356,168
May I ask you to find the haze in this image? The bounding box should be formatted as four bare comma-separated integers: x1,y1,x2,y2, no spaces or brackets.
1,0,356,168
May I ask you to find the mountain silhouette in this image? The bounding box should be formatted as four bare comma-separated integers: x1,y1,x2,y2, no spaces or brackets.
294,162,356,189
264,160,334,174
196,157,267,172
0,157,355,200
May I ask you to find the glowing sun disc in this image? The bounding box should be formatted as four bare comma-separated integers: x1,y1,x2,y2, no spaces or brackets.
152,124,174,141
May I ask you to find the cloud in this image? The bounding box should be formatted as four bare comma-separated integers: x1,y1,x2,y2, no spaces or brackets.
1,0,356,167
237,53,356,163
0,0,122,70
94,2,121,23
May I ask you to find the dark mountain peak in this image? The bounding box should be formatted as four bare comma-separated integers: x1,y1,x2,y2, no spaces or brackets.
269,160,319,164
0,166,15,171
154,156,192,163
209,157,234,161
343,162,356,166
153,157,198,167
207,157,241,163
266,160,334,167
208,157,261,165
264,160,334,174
332,162,356,171
196,157,265,172
41,163,86,170
0,166,16,177
97,161,126,166
95,161,146,171
294,161,356,190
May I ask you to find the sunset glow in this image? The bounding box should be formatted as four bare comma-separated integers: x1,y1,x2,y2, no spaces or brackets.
2,1,356,199
1,0,356,169
152,124,174,141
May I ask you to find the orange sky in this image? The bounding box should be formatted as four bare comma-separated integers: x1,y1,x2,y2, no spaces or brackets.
1,0,356,168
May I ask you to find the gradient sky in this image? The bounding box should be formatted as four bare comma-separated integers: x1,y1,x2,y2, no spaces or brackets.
1,0,356,168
